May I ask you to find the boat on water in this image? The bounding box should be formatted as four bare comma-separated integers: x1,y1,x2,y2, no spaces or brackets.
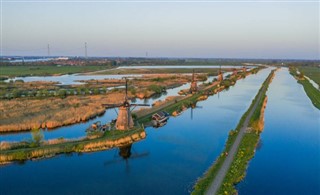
86,121,111,132
152,111,170,127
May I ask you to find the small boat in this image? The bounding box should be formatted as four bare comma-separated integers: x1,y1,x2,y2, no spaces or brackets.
152,111,170,127
86,121,111,132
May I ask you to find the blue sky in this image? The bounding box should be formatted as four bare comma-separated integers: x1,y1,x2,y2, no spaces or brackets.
1,1,319,59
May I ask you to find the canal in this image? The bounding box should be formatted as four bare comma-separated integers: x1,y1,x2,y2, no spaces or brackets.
0,68,270,194
237,68,320,194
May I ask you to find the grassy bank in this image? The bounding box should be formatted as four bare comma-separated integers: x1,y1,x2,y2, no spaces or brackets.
192,69,275,195
0,128,145,163
297,66,320,86
289,67,320,109
0,65,109,77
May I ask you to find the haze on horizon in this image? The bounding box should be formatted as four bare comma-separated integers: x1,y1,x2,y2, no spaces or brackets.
1,0,319,60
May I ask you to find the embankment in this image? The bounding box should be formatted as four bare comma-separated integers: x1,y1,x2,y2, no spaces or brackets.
289,67,320,110
0,129,146,164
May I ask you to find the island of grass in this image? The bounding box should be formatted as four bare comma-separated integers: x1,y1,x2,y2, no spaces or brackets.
0,127,146,164
289,67,320,109
192,69,276,195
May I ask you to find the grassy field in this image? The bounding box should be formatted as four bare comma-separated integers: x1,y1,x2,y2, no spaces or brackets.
289,67,320,110
298,66,320,86
0,65,109,77
90,68,229,75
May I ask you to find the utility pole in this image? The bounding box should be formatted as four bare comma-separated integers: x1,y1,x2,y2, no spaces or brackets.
47,44,50,57
146,51,148,58
85,42,88,59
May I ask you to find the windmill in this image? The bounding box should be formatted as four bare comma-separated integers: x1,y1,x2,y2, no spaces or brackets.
242,66,247,73
233,68,238,76
217,65,223,82
103,79,149,130
189,69,198,93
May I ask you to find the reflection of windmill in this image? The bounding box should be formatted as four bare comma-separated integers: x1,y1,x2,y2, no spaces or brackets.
190,103,203,120
217,65,223,82
104,144,149,173
189,69,198,93
103,79,149,130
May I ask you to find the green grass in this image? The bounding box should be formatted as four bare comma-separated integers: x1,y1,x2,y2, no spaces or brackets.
298,66,320,86
0,128,144,162
218,133,260,195
297,79,320,109
289,67,320,110
0,65,109,77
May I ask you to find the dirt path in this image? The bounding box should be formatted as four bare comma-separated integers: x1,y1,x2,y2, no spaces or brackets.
205,75,269,195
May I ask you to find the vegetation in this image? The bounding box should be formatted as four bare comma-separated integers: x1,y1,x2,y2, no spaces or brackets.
0,65,109,77
192,69,275,195
289,67,320,109
0,128,145,163
297,66,320,86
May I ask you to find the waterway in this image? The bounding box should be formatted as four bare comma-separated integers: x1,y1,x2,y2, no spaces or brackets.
237,68,320,194
6,65,247,85
0,69,271,194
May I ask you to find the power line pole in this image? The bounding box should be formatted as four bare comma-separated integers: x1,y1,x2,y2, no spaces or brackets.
85,42,87,59
47,44,50,57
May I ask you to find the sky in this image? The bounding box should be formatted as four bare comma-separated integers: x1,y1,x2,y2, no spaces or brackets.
0,0,319,59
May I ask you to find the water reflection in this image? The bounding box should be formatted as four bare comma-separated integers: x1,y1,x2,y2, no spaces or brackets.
104,144,150,173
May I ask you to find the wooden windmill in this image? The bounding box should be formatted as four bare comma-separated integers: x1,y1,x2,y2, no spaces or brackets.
103,79,149,130
189,69,198,93
217,65,223,82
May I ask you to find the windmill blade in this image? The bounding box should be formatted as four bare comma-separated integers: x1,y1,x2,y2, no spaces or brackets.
130,103,150,107
103,103,123,108
129,152,149,159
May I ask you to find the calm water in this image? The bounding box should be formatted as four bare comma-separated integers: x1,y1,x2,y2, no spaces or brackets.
6,65,247,85
0,69,271,194
237,68,320,194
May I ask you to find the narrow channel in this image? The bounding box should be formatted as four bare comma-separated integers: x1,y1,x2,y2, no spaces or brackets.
237,68,320,194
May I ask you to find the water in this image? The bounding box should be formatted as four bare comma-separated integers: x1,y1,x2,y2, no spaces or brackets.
0,69,271,194
117,65,250,69
7,74,143,85
6,65,248,85
237,68,320,194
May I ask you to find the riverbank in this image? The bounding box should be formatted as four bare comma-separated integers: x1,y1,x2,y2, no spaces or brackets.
192,69,276,195
0,128,146,164
289,67,320,109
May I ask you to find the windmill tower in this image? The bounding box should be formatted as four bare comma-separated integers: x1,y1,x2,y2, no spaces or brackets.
103,79,149,130
242,66,247,73
190,69,198,93
217,65,223,82
233,68,238,76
